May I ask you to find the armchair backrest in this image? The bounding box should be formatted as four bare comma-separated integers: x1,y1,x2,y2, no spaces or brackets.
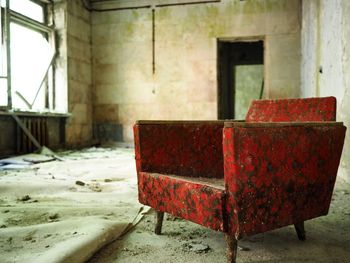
134,121,225,178
245,97,336,122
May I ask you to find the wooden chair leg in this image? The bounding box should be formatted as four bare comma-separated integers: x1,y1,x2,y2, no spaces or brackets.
155,211,164,235
226,234,238,263
294,222,306,241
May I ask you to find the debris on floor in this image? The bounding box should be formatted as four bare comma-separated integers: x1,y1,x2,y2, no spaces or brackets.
18,195,31,202
88,182,350,263
75,180,85,186
182,242,211,254
1,146,350,263
0,147,144,263
0,153,56,170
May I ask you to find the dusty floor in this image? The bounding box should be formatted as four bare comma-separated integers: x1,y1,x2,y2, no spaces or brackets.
0,147,144,263
0,146,350,263
89,182,350,263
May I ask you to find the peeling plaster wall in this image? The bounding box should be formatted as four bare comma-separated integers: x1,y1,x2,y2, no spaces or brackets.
65,0,93,146
53,0,69,113
339,1,350,182
92,0,301,142
318,0,344,102
300,0,318,97
301,0,344,108
301,0,350,182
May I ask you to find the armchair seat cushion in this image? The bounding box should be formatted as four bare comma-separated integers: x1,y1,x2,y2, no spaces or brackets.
138,172,226,231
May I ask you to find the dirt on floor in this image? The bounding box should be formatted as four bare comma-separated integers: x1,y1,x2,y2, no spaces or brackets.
0,147,143,263
0,146,349,263
89,181,350,263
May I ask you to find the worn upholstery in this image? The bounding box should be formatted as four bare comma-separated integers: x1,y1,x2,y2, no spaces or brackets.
134,97,346,239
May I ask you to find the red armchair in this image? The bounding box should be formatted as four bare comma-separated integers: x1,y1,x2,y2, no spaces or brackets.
133,97,346,262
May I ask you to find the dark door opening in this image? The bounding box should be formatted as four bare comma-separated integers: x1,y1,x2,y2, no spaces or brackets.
217,40,264,119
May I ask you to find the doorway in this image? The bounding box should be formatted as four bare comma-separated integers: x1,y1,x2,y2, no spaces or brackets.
217,40,264,119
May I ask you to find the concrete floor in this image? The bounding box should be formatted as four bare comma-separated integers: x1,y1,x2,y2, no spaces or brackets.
1,147,349,263
0,147,142,263
90,205,350,263
88,150,350,263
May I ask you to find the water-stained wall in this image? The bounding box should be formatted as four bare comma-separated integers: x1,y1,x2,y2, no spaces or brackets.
341,1,350,182
92,0,301,141
65,0,93,147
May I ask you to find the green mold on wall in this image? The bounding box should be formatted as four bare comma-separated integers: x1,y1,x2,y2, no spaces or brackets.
205,5,219,17
123,23,136,39
91,0,302,141
265,0,288,12
156,8,171,21
132,10,140,19
240,1,266,14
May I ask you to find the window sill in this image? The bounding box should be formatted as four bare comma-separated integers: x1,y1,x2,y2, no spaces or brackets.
0,110,71,118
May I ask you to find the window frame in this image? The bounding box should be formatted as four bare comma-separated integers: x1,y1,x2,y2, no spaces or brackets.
1,0,56,112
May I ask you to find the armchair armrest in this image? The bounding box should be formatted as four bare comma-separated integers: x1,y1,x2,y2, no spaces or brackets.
134,120,226,178
223,122,346,238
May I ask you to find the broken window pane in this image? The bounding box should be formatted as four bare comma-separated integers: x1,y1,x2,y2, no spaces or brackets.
9,0,44,23
10,22,54,110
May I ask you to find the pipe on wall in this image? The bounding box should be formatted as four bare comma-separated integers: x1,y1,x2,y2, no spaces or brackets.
86,0,221,12
85,0,222,75
156,0,221,8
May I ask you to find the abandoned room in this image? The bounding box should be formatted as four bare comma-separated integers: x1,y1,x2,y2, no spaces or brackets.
0,0,349,262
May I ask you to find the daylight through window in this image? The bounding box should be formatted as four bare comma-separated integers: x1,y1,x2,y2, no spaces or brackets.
0,0,57,112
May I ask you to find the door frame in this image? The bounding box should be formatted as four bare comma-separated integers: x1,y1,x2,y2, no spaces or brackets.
217,37,265,120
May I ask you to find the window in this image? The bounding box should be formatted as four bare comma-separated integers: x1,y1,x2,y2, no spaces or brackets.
10,0,45,22
0,0,60,112
0,1,8,107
